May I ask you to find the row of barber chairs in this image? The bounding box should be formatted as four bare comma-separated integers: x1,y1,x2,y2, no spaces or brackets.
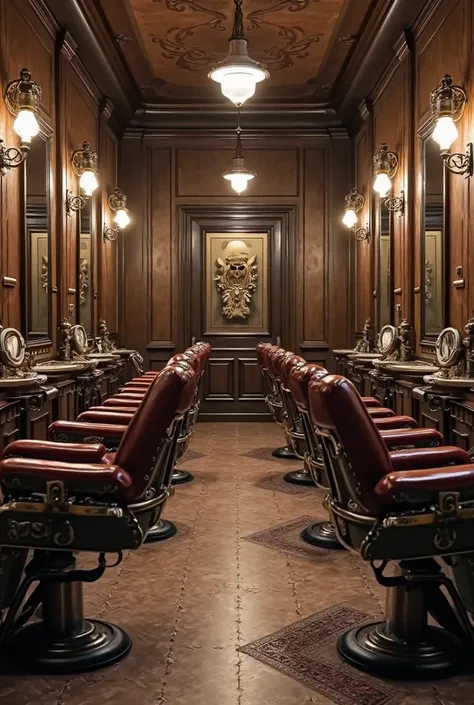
0,342,210,674
257,343,474,680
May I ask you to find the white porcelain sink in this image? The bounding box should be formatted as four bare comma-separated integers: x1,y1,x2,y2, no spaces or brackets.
32,361,95,377
374,360,439,376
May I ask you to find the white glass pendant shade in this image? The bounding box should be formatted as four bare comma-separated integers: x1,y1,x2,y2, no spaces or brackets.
13,108,39,144
224,170,255,194
114,208,131,229
432,116,458,151
373,172,392,197
342,209,358,228
80,169,99,196
210,53,267,106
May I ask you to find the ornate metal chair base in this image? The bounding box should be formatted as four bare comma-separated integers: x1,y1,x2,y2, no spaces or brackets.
272,446,297,460
300,521,344,550
171,469,194,485
283,468,314,485
145,519,177,542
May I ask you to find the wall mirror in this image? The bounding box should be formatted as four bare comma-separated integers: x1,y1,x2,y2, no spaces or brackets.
421,129,447,343
78,197,94,338
23,131,52,343
377,202,392,330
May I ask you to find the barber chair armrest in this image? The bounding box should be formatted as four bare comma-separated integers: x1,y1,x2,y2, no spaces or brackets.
380,427,444,450
375,464,474,504
361,397,381,407
373,415,418,430
48,421,128,444
0,457,132,495
119,387,149,394
77,411,134,425
2,439,107,464
390,446,471,471
103,398,141,408
115,393,146,399
367,407,395,418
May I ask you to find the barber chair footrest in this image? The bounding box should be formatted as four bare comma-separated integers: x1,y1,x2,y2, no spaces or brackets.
338,621,465,680
301,521,345,550
272,446,297,460
171,469,194,485
145,519,177,543
9,618,131,674
283,469,314,486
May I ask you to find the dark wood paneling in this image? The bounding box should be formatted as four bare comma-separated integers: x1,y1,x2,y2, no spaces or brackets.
204,358,234,401
238,358,264,401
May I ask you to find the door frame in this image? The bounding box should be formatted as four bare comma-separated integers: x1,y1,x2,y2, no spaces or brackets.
177,204,297,354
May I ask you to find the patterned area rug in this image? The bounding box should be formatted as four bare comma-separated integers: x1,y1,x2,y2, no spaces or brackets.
243,515,333,559
240,604,410,705
255,472,317,496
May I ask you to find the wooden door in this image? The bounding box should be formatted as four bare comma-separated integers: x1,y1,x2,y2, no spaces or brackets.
181,206,296,421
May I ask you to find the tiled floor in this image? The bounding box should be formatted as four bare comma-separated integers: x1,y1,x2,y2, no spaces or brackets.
1,422,474,705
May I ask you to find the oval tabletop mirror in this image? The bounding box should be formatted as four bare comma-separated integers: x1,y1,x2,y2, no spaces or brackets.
435,327,462,368
378,324,398,357
70,324,88,357
0,328,26,368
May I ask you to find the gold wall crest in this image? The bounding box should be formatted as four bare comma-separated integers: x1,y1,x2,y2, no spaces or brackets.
214,252,258,319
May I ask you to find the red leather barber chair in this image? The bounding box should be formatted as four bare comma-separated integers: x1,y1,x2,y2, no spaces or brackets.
308,374,474,680
0,364,196,674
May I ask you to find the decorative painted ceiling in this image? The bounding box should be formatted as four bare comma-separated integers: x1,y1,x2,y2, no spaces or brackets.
101,0,376,104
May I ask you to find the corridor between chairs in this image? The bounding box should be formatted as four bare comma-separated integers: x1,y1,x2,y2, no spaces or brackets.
1,423,472,705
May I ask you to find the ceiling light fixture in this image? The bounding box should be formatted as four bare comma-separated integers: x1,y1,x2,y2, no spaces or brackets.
430,74,472,177
209,0,269,106
223,119,255,194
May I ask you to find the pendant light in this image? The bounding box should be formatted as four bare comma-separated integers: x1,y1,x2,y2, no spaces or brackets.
209,0,269,106
223,116,255,194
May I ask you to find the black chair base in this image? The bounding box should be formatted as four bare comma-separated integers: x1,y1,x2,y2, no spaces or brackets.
283,469,314,486
272,446,297,460
301,521,345,550
145,519,177,543
10,618,131,675
338,621,464,681
171,469,194,485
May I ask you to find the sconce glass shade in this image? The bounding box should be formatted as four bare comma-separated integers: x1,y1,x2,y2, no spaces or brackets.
209,0,268,106
114,208,131,229
79,169,99,196
13,108,39,144
373,172,392,198
432,116,459,151
342,208,358,229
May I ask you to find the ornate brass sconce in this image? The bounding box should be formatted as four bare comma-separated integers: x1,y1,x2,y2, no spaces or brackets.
373,144,404,215
342,188,370,241
1,68,42,175
66,141,99,214
430,74,472,177
103,188,131,242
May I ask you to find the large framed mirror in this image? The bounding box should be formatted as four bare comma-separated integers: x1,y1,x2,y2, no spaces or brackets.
23,128,52,343
420,126,447,344
78,197,94,338
377,201,392,330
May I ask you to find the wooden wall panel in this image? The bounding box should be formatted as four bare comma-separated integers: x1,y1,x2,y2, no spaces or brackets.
354,121,373,333
99,126,119,334
150,148,173,344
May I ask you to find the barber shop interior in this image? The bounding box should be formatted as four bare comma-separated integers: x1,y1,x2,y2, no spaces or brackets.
2,0,474,703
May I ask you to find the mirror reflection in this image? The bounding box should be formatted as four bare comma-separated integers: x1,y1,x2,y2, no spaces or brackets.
24,135,50,341
378,205,391,328
422,137,445,338
78,198,93,337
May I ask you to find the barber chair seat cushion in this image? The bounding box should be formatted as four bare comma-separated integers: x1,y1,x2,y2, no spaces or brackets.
2,439,107,463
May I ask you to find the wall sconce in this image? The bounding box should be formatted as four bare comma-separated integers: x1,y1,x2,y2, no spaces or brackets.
430,74,472,177
342,188,370,241
66,141,99,214
373,144,404,214
103,188,131,242
0,68,42,175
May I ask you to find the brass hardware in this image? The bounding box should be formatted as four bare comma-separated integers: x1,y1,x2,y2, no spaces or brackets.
52,285,58,294
68,288,76,295
65,188,86,215
442,143,473,177
373,289,377,298
104,188,130,241
374,143,399,180
71,141,98,180
1,69,42,173
344,187,364,214
355,224,370,242
394,288,402,295
215,252,258,319
453,266,465,288
430,75,472,177
2,276,17,287
103,223,119,242
383,189,405,215
68,303,74,317
0,139,28,175
414,286,421,293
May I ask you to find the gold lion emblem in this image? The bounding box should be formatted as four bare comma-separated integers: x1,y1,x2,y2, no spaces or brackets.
214,253,258,319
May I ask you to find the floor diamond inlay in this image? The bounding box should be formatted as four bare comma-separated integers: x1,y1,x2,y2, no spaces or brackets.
180,449,205,463
255,472,318,496
243,446,298,462
240,604,410,705
243,515,334,559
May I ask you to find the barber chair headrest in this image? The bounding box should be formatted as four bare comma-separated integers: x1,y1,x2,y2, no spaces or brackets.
289,363,327,410
280,354,306,388
272,349,294,379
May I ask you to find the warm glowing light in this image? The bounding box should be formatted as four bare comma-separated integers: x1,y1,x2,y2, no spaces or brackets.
114,208,131,229
13,108,39,144
224,171,255,193
342,209,358,228
80,169,99,196
432,116,458,151
373,172,392,197
210,65,267,106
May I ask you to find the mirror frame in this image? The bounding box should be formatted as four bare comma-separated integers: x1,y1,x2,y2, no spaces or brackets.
419,118,449,348
376,198,394,331
76,194,95,342
21,120,53,347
